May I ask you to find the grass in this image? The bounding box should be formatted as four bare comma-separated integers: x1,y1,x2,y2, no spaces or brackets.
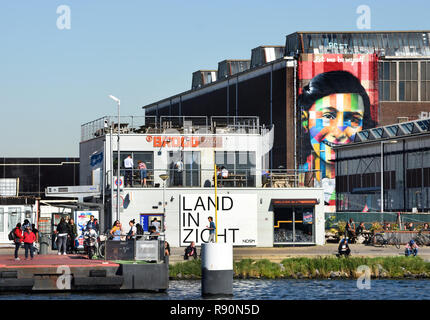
168,256,430,279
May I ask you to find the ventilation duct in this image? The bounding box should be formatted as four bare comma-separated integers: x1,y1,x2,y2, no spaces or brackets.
191,70,217,90
217,60,250,79
250,46,285,68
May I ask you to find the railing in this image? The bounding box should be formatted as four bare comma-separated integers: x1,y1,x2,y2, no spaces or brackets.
107,168,320,188
81,115,267,141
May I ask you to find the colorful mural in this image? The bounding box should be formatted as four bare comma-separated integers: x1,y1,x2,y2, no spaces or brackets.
297,54,379,209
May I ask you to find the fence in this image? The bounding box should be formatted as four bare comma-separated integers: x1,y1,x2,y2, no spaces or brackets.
325,212,430,230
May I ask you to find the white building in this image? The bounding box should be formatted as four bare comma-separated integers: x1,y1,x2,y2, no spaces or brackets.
80,116,325,246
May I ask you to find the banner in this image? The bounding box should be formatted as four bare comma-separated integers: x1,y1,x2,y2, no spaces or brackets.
180,194,257,246
76,211,99,249
297,53,379,207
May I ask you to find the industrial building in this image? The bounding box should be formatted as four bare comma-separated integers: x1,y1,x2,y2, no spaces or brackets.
142,31,430,210
334,118,430,212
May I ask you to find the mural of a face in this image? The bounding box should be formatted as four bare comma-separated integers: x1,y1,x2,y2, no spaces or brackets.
303,93,364,163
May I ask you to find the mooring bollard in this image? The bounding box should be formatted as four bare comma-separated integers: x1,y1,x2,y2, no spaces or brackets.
201,242,233,296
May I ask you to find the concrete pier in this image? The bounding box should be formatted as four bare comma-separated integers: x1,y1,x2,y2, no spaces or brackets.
0,253,168,292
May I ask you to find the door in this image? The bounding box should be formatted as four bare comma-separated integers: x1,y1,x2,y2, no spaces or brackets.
273,206,315,244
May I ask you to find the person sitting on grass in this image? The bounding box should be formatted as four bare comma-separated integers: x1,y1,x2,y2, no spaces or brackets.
337,237,351,257
405,240,419,257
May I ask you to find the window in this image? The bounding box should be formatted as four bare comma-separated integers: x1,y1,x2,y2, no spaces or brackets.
422,61,430,101
8,207,21,231
113,151,154,187
168,151,200,187
215,151,256,187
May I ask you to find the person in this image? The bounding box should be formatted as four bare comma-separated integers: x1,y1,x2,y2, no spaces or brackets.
110,220,122,241
184,241,198,260
164,241,171,256
405,240,419,257
149,226,160,240
22,219,31,231
151,217,161,233
423,223,430,231
355,222,366,235
346,218,356,241
207,216,216,243
55,217,69,255
23,224,36,260
94,218,100,233
407,222,415,231
31,223,40,254
68,219,78,254
86,215,96,231
221,166,229,178
127,219,137,240
83,224,98,259
337,237,351,257
298,71,376,205
355,222,367,244
13,223,23,261
124,154,134,187
138,160,148,186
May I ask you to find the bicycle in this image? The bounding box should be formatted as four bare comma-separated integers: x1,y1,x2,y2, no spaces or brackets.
372,232,401,249
413,230,430,246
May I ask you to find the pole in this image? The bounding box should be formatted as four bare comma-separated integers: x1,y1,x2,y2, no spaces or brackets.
381,142,384,213
110,124,114,226
214,151,218,243
117,101,121,222
163,179,166,216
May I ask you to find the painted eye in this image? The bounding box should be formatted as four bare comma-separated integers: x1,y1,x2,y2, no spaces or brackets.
323,113,336,120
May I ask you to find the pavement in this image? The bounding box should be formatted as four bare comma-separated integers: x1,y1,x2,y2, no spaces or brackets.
2,244,430,265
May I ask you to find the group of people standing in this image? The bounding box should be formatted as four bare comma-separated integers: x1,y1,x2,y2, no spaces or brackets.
12,220,39,261
54,215,98,255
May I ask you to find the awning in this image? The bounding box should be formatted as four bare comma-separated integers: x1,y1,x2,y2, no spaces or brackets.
271,199,319,207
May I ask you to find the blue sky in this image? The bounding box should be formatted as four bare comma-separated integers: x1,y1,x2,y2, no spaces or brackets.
1,0,430,157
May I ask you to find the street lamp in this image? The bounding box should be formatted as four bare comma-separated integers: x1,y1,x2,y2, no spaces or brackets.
159,173,169,216
380,140,398,213
109,95,121,222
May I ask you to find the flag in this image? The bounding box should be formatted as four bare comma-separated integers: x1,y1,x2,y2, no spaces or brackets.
362,204,369,212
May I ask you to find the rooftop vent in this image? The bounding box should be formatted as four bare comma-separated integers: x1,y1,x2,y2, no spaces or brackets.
217,60,250,79
251,46,285,68
191,70,217,90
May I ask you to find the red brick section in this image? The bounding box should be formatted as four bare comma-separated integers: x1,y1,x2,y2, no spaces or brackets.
0,254,119,268
379,102,430,126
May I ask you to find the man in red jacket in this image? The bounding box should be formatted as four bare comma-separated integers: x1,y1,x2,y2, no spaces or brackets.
23,225,36,260
13,223,23,261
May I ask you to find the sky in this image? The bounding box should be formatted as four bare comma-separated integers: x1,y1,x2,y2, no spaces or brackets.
1,0,430,157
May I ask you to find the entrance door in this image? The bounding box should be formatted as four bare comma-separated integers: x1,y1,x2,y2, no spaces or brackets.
274,206,315,244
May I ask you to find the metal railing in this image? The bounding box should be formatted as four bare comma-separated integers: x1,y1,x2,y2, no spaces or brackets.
107,168,320,188
81,115,266,141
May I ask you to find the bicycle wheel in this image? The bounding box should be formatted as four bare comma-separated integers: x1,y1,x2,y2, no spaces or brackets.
391,237,400,249
374,233,385,247
98,243,105,259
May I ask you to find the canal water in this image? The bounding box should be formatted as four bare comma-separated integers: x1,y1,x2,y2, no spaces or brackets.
2,279,430,300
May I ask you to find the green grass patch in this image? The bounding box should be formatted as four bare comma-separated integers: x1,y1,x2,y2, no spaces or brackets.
169,256,430,279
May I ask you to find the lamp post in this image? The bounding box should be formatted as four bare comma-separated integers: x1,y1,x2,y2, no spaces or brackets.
380,140,398,213
109,95,121,222
159,173,169,216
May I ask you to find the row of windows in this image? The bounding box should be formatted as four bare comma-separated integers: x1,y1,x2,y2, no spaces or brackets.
336,171,396,193
406,168,430,188
379,61,430,101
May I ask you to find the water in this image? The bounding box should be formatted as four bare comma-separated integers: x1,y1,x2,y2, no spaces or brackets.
2,279,430,300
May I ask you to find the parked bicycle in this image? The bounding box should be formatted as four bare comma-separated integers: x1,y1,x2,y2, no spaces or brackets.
365,232,401,249
413,230,430,246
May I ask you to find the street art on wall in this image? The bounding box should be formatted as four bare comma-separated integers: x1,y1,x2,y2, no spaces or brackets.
297,54,379,208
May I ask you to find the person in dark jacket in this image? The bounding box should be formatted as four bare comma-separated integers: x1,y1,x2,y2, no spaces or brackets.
13,223,23,261
67,219,78,254
55,218,69,255
337,237,351,257
184,241,198,260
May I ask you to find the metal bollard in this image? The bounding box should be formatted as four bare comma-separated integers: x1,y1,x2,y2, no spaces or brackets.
39,233,50,255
